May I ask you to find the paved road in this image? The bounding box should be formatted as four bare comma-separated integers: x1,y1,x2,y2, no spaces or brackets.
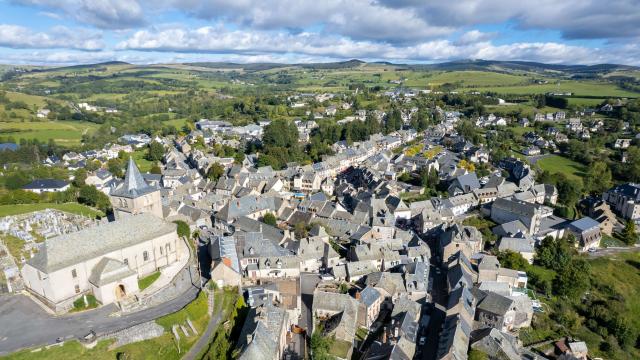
587,245,640,258
183,308,222,360
0,285,199,355
418,234,449,360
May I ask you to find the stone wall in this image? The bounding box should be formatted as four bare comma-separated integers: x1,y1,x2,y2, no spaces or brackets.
102,321,164,349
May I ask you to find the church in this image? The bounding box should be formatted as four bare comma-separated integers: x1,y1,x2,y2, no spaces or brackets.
21,160,185,313
109,157,164,220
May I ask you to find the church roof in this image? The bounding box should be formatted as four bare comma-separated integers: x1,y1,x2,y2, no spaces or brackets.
27,213,176,273
88,257,136,287
111,158,158,198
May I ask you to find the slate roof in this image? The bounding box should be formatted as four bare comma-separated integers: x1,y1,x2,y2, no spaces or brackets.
497,237,534,254
360,286,382,307
88,257,136,287
27,213,176,273
237,301,288,360
23,179,69,190
111,158,157,198
0,142,18,151
476,291,514,316
569,217,600,232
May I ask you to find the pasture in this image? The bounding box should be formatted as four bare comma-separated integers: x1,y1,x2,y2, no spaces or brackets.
0,120,99,145
463,80,639,98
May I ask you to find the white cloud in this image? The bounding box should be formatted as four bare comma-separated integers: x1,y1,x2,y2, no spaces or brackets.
0,25,104,51
12,0,145,29
455,30,496,45
117,25,640,66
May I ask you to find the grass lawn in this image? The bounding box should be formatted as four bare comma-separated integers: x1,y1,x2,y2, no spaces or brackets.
329,339,353,359
0,203,104,218
0,120,99,145
138,271,161,291
536,155,587,183
71,294,99,313
0,234,30,260
130,150,155,173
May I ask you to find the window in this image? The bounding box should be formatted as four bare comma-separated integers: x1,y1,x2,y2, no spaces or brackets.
160,246,163,255
123,258,128,266
71,269,77,278
74,284,80,294
167,243,170,251
143,251,149,261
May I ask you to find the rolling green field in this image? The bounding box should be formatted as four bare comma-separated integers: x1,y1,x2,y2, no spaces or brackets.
0,120,98,145
536,155,587,183
5,91,50,108
0,203,104,218
425,71,529,87
463,80,638,98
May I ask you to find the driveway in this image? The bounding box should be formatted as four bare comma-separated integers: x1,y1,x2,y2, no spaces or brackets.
0,285,199,355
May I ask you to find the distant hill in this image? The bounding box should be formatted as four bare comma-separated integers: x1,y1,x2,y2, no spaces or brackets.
186,59,639,77
6,58,639,78
35,61,132,73
189,59,366,72
403,59,640,77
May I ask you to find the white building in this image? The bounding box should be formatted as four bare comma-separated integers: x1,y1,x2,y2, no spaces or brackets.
21,213,185,313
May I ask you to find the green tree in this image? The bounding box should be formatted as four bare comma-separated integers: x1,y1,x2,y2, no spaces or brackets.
621,220,637,246
73,169,87,187
535,236,572,271
262,212,277,226
173,220,190,239
107,158,124,178
85,160,100,172
4,172,30,190
146,141,164,162
294,222,308,239
77,185,111,212
554,258,591,299
150,164,162,174
310,325,335,360
206,162,225,182
497,250,529,271
584,161,612,195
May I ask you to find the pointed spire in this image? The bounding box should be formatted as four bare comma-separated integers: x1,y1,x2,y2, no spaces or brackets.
118,157,152,197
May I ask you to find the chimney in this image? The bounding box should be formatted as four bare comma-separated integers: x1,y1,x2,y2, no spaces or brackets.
246,334,253,344
355,291,361,300
381,326,387,344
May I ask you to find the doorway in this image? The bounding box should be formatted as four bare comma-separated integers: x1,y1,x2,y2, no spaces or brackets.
115,284,126,299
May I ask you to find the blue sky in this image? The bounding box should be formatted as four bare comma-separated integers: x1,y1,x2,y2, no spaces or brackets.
0,0,639,66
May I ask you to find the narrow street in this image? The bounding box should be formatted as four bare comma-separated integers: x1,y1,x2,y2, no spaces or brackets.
417,235,449,360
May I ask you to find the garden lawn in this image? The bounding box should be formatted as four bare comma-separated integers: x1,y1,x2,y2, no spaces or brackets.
138,271,160,291
536,155,586,183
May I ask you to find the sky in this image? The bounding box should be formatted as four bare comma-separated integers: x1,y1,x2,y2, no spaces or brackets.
0,0,639,66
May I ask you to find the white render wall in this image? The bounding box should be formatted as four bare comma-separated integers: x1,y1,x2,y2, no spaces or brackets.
22,231,182,306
